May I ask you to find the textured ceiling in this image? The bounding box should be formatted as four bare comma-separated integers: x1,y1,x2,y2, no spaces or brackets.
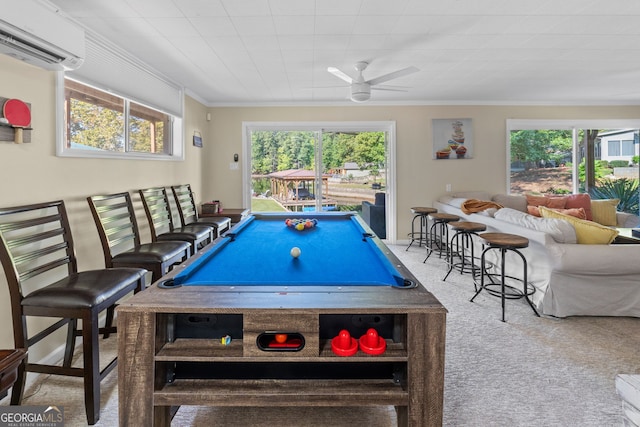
49,0,640,106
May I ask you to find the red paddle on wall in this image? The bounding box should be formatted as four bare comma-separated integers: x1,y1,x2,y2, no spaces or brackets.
2,99,31,144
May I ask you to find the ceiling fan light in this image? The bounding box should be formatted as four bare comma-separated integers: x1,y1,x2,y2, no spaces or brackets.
351,83,371,102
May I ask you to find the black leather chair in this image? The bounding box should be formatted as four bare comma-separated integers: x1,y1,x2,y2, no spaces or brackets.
138,187,214,253
87,192,191,283
171,184,231,237
362,192,386,238
0,200,146,425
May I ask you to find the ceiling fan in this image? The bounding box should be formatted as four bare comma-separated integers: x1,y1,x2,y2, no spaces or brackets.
327,61,419,103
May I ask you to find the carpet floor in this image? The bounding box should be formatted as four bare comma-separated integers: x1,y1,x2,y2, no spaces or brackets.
4,244,639,426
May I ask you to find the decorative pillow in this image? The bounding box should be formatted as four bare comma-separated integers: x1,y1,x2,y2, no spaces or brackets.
525,194,567,209
539,206,618,244
492,194,527,212
590,199,619,226
564,193,592,220
527,206,586,219
493,207,577,244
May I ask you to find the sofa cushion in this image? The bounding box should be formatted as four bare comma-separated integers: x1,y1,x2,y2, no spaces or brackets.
493,207,577,244
590,199,619,226
527,206,586,219
525,194,567,209
491,194,527,212
564,193,593,220
539,206,618,244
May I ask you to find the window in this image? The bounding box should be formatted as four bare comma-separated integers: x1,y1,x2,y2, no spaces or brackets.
608,140,621,156
507,120,640,212
56,31,184,160
58,78,179,159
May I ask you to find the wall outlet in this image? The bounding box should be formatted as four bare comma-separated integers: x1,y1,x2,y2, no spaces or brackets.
446,184,452,192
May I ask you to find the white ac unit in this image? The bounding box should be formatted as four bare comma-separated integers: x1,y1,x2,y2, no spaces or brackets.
0,0,85,71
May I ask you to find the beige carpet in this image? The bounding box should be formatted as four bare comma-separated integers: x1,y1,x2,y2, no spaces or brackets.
4,244,639,426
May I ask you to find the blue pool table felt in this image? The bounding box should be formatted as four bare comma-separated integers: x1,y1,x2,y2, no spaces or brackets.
173,215,405,287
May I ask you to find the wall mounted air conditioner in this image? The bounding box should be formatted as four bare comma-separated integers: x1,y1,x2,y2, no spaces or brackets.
0,0,85,71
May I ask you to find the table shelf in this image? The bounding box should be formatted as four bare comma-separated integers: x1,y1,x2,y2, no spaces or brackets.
156,338,408,362
154,378,409,407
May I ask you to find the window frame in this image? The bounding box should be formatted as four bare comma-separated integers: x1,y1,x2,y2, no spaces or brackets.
55,73,184,161
242,121,397,243
506,119,640,194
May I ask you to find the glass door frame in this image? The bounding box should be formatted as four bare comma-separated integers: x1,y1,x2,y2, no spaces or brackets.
242,121,398,243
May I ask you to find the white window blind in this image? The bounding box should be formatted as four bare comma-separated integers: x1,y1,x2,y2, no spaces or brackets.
66,31,183,117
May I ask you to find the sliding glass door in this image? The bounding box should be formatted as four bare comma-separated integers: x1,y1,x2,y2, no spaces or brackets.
243,122,397,241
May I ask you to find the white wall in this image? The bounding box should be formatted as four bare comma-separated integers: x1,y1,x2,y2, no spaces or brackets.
0,55,209,358
204,105,640,242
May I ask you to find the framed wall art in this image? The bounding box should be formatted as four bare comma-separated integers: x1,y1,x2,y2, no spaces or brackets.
432,118,473,160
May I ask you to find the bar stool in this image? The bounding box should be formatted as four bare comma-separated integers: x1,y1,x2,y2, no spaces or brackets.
470,232,540,322
406,207,437,250
423,213,459,262
443,221,487,282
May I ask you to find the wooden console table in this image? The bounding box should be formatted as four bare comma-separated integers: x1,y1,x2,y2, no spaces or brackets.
201,208,250,224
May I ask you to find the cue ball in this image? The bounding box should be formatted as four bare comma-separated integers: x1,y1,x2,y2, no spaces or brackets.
290,247,301,258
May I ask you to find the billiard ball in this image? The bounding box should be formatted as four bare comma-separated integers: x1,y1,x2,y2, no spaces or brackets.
290,247,301,258
295,223,305,231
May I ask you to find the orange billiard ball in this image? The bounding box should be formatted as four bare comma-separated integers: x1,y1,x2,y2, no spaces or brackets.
275,333,288,344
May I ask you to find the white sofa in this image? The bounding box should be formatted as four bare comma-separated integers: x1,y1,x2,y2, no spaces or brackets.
433,191,640,318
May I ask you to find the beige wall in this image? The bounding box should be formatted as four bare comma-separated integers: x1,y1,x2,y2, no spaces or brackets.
205,104,640,241
0,55,208,356
2,51,640,357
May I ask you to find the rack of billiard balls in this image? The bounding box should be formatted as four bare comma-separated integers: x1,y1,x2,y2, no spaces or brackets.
285,218,318,231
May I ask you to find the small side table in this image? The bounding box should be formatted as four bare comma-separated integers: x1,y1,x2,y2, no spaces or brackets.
0,349,27,400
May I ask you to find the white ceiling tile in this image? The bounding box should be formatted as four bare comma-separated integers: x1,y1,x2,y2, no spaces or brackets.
268,0,316,16
125,0,184,17
273,16,315,35
315,0,363,16
221,0,271,16
190,17,238,37
231,16,277,36
314,16,359,35
146,18,200,37
173,0,227,17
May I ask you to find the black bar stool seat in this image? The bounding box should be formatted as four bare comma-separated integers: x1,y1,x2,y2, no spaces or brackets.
424,212,459,262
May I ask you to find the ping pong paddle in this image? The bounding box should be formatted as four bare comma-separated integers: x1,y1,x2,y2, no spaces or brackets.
2,99,31,144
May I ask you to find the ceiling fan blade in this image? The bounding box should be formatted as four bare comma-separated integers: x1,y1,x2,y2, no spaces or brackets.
371,87,408,92
327,67,353,84
366,66,419,86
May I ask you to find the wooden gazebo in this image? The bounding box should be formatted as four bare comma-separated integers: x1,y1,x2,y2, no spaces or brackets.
268,169,330,203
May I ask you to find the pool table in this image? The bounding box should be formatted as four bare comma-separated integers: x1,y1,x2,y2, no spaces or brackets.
117,212,447,427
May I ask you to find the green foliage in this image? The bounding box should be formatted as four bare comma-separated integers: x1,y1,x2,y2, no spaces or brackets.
589,178,639,215
633,155,639,165
578,160,612,183
510,129,572,165
609,160,630,168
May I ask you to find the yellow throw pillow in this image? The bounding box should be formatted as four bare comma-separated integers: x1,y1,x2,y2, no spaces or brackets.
590,199,619,226
539,206,619,244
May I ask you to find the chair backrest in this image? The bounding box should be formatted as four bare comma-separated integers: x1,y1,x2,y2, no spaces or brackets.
0,200,78,319
171,184,199,225
87,192,143,267
138,187,176,241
